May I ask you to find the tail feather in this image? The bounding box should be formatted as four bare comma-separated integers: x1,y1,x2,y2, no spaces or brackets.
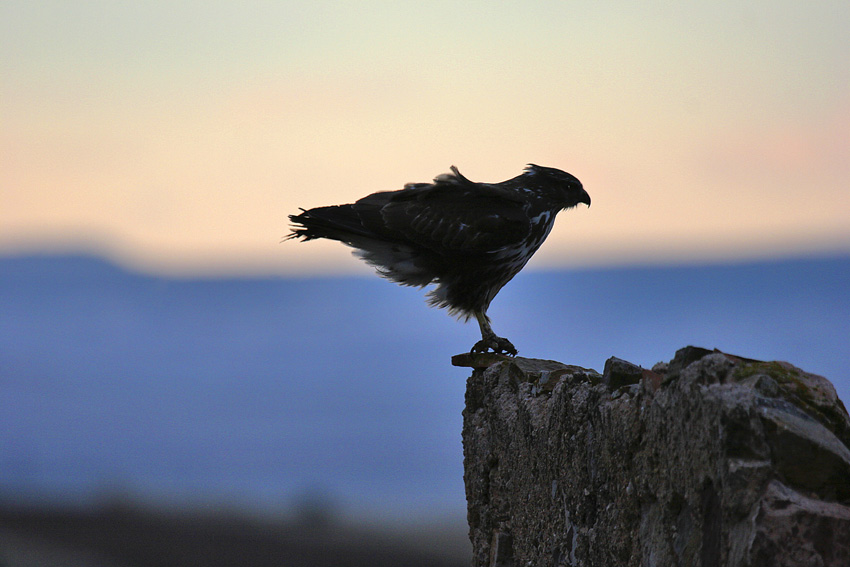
288,204,434,287
287,205,373,243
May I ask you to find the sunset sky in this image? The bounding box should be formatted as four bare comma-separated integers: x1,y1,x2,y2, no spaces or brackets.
3,1,848,275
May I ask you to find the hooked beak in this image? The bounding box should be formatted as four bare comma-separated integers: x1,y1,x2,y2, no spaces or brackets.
579,188,591,207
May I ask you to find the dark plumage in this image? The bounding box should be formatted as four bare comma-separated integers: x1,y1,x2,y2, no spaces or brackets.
287,164,590,355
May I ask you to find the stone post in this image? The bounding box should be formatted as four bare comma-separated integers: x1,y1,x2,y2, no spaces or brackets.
456,347,850,567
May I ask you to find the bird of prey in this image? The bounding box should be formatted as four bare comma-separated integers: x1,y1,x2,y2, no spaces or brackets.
287,164,590,355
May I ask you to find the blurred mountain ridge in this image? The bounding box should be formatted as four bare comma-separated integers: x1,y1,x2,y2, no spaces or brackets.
1,251,848,519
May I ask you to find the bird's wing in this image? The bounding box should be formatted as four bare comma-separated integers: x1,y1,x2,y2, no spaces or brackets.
353,171,530,253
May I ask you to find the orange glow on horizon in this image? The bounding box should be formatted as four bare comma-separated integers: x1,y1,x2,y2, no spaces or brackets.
3,2,849,275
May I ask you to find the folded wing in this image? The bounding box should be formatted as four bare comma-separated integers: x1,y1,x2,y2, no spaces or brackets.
353,167,530,254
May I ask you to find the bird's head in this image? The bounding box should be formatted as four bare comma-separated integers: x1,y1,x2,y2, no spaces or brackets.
525,164,590,209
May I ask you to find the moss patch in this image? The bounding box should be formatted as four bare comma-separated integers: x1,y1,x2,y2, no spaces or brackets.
733,361,850,449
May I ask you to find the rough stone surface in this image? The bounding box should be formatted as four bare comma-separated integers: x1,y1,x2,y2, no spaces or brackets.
458,347,850,567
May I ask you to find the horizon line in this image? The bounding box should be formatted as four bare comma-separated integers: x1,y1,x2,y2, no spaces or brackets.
2,244,849,280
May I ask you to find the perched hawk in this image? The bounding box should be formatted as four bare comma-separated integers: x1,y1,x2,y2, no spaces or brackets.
287,165,590,355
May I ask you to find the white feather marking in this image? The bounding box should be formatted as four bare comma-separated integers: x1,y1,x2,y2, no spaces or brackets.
353,244,432,286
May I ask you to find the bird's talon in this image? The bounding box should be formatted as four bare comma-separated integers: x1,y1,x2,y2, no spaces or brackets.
471,337,517,356
499,338,518,356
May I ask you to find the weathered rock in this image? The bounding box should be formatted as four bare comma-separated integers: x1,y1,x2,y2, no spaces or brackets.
457,347,850,567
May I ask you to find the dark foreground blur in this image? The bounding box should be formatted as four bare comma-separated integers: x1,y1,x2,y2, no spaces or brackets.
0,501,470,567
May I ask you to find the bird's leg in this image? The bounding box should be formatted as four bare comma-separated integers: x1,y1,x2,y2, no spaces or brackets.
471,311,517,356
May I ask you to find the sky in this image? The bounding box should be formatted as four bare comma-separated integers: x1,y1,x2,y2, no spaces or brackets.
2,1,849,275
